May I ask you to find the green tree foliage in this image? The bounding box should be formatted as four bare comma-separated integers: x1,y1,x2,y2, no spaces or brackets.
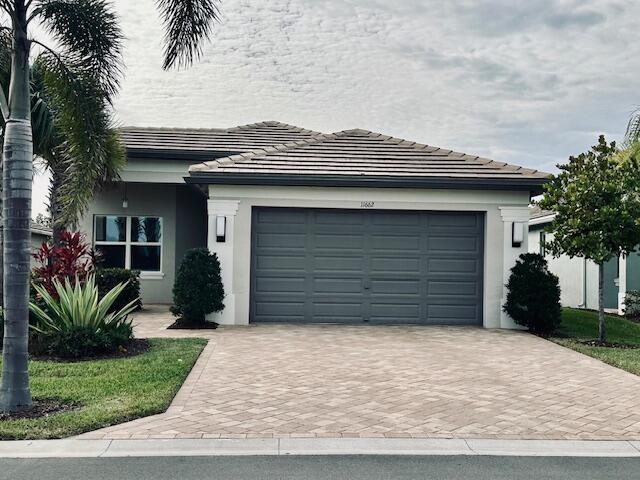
503,253,561,335
171,249,224,323
539,136,640,342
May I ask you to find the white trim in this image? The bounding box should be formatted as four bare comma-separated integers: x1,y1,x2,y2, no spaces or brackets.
93,214,164,274
529,213,556,226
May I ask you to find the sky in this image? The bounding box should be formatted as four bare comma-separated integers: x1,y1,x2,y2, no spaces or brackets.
32,0,640,216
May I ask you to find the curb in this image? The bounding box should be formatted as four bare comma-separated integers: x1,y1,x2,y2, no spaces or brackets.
1,438,639,458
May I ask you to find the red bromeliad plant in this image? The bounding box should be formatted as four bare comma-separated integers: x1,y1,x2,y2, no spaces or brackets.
32,232,98,298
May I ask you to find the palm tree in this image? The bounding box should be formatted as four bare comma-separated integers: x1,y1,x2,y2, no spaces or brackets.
0,52,126,244
0,0,220,412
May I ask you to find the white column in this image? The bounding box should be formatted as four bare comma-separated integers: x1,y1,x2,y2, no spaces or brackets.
207,199,240,325
499,206,531,329
618,253,627,316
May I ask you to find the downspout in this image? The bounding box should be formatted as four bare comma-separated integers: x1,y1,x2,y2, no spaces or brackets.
579,257,587,309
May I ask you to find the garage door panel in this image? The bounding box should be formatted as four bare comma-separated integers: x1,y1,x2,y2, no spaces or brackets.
427,280,478,296
428,258,480,274
313,255,365,271
315,234,364,250
255,276,306,293
370,256,421,274
428,236,480,252
313,277,363,293
251,208,483,325
256,232,306,249
256,254,307,271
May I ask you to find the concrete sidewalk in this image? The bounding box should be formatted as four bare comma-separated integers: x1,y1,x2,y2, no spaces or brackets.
1,438,640,458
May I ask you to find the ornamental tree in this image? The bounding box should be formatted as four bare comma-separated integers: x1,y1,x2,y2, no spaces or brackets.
538,136,640,343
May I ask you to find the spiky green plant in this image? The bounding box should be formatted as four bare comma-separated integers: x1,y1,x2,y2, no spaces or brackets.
29,275,138,336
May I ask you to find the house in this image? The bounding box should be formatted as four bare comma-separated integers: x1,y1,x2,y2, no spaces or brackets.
79,121,549,327
30,221,52,266
528,206,630,314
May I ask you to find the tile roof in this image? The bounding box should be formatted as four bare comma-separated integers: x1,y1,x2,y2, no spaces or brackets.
189,128,550,191
529,205,555,223
120,121,321,160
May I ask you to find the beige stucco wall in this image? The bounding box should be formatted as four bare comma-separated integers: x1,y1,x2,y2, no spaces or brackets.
206,184,532,329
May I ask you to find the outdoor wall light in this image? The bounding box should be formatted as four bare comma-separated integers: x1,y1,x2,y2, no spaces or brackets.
216,215,226,242
512,222,524,247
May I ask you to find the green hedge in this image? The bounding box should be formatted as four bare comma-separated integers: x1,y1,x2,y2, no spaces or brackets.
95,268,142,313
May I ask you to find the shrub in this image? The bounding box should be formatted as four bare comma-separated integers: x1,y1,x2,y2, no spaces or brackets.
32,231,96,298
96,268,142,312
171,248,224,323
625,290,640,319
503,253,562,335
29,275,138,359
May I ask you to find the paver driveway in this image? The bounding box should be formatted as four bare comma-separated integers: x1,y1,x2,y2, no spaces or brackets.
83,306,640,440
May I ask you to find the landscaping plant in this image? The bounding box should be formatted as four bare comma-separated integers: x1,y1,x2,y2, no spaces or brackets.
539,137,640,343
171,248,224,323
503,253,561,335
0,0,221,411
95,268,142,313
31,231,95,298
29,275,138,359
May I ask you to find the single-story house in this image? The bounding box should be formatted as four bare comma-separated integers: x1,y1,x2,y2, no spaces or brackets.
528,206,630,314
79,121,549,327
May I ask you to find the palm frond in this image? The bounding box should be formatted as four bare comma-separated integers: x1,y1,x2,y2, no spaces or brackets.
155,0,220,69
625,108,640,146
39,51,125,227
33,0,123,97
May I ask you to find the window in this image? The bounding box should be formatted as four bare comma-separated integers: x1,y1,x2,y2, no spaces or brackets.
539,231,546,256
94,215,162,272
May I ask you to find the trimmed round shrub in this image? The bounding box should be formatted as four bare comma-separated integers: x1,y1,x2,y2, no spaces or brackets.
96,268,142,313
171,248,224,323
503,253,561,335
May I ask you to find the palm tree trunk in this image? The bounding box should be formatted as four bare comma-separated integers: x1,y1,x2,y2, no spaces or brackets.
0,2,33,411
598,262,606,344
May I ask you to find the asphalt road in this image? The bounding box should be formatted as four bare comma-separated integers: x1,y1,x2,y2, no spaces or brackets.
2,455,640,480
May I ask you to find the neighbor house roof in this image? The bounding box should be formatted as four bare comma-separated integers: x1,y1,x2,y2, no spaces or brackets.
120,121,321,160
529,205,556,226
30,222,52,237
188,128,550,192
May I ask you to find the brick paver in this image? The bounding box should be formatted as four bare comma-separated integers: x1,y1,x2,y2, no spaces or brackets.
82,306,640,440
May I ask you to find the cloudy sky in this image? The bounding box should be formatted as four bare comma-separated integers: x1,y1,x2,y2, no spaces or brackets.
33,0,640,215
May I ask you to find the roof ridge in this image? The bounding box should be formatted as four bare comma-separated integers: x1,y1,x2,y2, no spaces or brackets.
227,120,323,136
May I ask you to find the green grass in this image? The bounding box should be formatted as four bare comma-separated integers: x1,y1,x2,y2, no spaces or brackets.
552,308,640,376
0,338,207,439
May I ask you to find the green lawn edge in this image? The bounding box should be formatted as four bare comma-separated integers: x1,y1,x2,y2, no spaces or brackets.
0,337,207,440
550,308,640,376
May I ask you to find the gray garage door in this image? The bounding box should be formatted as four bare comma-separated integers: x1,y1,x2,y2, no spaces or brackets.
250,208,484,325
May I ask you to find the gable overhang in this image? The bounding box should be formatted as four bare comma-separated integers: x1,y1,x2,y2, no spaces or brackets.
186,172,548,195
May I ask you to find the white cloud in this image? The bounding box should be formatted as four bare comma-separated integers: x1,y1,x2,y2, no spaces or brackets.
32,0,640,215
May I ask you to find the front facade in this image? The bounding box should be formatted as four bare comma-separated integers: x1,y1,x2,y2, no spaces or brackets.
80,121,548,328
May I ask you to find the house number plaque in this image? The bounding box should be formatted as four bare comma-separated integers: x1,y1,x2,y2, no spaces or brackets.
360,201,375,208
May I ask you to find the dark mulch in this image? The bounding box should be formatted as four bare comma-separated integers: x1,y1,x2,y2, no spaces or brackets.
0,398,77,421
29,338,151,362
580,340,640,349
168,318,218,330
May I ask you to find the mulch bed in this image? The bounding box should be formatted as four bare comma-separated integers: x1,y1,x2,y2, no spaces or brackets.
580,340,640,349
30,338,151,362
0,398,77,421
168,318,218,330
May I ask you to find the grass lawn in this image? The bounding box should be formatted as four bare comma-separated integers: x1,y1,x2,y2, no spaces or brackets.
0,338,207,440
553,308,640,376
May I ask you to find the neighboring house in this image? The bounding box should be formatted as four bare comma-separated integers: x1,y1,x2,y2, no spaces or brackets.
30,222,52,266
528,206,626,314
79,121,548,328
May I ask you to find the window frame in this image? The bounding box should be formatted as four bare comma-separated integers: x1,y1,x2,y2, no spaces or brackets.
539,231,546,256
93,215,163,274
